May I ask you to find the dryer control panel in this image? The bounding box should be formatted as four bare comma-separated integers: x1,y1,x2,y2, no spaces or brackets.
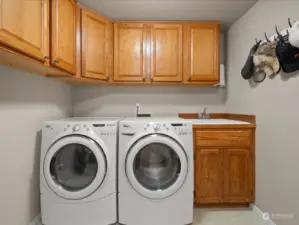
93,123,117,136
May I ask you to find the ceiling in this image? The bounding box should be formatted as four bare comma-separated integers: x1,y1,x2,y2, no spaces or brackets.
78,0,258,30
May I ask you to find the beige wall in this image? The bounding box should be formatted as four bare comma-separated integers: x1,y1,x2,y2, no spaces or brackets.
72,86,226,117
0,67,72,225
227,0,299,224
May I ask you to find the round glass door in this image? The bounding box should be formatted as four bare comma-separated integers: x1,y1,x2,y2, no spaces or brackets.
126,134,188,200
133,143,181,191
44,136,107,200
50,143,98,191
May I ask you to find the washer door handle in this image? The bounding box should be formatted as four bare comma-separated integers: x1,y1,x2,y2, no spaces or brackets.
121,132,135,136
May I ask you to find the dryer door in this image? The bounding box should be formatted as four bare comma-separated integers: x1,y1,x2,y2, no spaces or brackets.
126,134,188,200
44,135,107,200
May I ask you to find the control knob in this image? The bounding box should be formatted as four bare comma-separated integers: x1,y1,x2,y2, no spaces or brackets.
153,124,160,132
73,124,80,132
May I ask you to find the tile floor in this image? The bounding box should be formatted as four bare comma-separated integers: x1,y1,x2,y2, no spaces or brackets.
193,208,267,225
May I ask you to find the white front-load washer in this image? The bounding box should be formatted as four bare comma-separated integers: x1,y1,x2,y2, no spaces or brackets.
118,117,194,225
40,117,122,225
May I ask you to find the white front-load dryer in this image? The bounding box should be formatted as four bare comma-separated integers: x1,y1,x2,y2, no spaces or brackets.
40,117,122,225
118,117,194,225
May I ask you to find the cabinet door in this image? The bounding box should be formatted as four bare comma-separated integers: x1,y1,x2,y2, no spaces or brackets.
51,0,76,74
183,23,220,83
114,23,147,82
0,0,49,61
223,149,252,203
149,24,182,82
81,9,112,80
195,148,222,204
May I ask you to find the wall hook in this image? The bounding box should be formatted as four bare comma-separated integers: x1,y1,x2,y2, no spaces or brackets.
288,18,293,28
264,32,270,42
255,38,259,44
275,26,283,39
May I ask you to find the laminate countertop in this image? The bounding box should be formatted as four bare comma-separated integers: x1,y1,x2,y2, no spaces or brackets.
189,119,251,125
185,119,256,128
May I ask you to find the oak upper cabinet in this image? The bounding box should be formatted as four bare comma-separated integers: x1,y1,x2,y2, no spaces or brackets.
195,148,222,204
0,0,49,62
51,0,76,74
149,24,183,82
223,149,252,203
183,22,220,84
114,23,147,82
81,8,113,80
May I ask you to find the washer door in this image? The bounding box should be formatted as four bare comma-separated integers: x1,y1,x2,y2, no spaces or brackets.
44,135,107,200
126,134,188,200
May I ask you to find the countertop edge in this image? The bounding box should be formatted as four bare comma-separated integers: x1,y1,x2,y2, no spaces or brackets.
192,123,256,129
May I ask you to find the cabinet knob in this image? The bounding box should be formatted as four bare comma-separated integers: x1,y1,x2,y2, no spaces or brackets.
53,59,59,64
44,56,50,60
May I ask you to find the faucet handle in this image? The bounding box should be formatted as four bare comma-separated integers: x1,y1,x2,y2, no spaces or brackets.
199,107,210,119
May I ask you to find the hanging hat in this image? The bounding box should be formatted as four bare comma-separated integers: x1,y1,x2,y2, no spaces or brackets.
241,41,261,79
253,41,281,79
289,21,299,48
276,36,299,73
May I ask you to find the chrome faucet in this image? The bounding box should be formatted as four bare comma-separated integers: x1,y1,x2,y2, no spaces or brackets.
136,103,141,117
199,108,210,119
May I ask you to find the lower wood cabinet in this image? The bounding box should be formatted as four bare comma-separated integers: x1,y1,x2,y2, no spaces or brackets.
194,127,255,205
223,149,252,203
195,148,222,204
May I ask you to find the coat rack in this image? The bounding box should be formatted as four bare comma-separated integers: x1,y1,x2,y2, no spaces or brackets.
256,18,298,43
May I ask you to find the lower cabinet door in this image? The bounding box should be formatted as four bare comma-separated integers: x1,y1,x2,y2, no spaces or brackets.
195,148,222,204
223,149,252,203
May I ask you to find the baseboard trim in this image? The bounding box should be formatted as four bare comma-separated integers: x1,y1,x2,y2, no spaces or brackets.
250,203,276,225
29,214,42,225
31,204,276,225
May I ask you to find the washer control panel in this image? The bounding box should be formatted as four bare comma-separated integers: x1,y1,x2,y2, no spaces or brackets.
60,123,117,136
143,122,192,136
